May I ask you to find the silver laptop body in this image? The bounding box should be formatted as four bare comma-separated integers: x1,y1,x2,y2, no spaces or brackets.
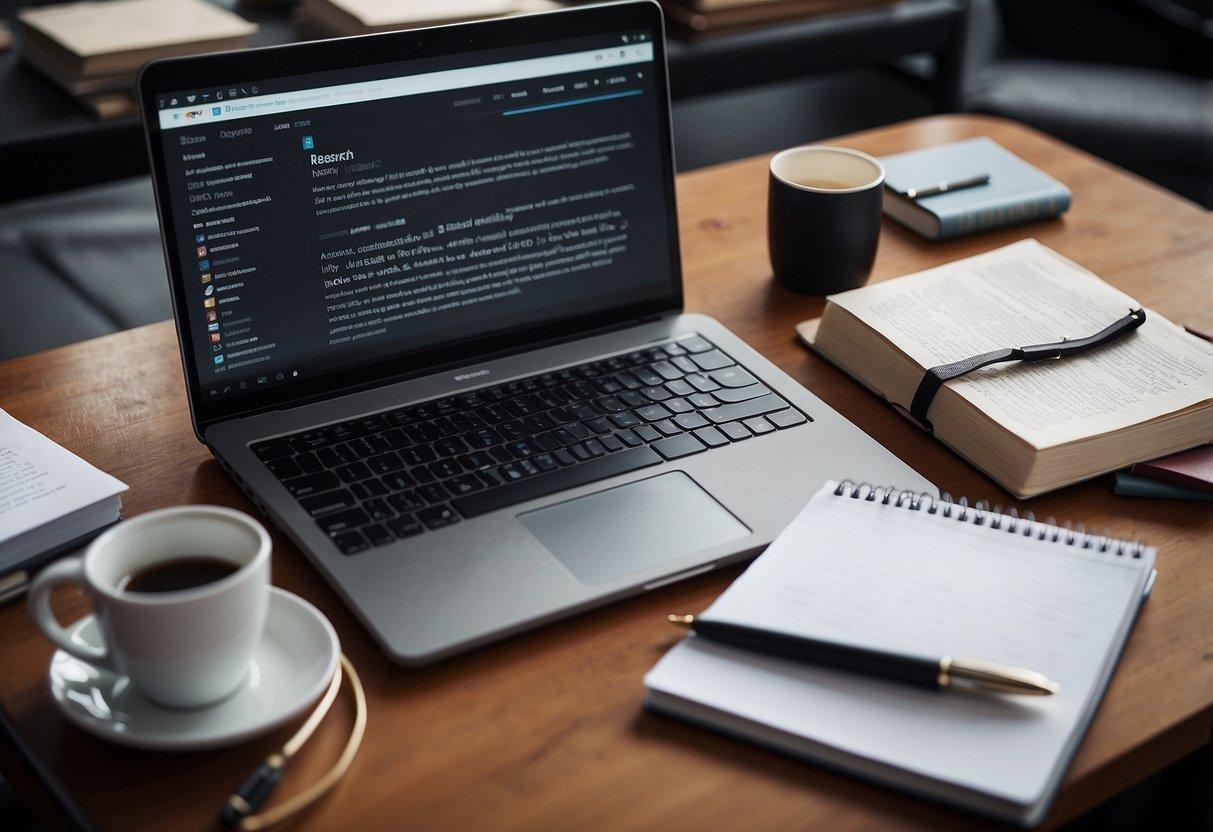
141,2,932,664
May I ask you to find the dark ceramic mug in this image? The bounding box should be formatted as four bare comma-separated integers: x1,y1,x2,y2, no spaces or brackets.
768,145,885,294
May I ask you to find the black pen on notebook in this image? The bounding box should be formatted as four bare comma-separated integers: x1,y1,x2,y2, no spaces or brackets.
888,173,990,200
668,614,1059,696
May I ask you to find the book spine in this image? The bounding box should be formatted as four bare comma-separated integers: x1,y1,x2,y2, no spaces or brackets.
937,188,1071,240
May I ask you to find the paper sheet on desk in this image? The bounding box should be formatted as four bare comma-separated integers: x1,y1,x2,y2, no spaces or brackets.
827,239,1213,449
0,409,126,543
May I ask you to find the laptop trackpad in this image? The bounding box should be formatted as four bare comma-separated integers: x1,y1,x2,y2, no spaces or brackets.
518,472,750,586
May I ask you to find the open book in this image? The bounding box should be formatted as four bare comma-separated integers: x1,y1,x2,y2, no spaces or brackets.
645,480,1157,826
0,410,126,603
797,240,1213,498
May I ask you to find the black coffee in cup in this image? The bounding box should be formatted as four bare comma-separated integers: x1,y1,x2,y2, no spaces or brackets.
767,145,885,295
120,557,239,594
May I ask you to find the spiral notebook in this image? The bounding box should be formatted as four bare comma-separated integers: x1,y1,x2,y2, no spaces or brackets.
644,481,1157,827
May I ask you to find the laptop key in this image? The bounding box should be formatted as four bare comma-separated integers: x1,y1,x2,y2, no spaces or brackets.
266,457,303,480
653,419,681,437
640,385,671,402
300,489,356,516
452,446,662,518
445,474,485,497
707,395,788,424
532,453,560,472
690,350,734,371
364,499,394,521
381,471,416,490
252,439,293,461
671,356,698,374
584,418,612,435
665,397,693,414
363,524,394,547
332,530,370,555
284,471,339,497
712,384,768,404
315,507,369,534
367,452,404,475
599,434,624,452
418,505,460,529
387,516,424,538
693,426,729,448
743,416,776,435
295,452,324,474
652,433,706,460
637,404,671,422
687,393,717,409
351,479,388,500
769,409,810,428
719,421,752,441
615,429,643,447
685,374,720,393
553,448,577,466
678,335,713,353
666,379,695,397
413,484,446,504
335,462,372,483
634,424,661,443
709,366,758,388
652,361,682,381
388,491,426,513
610,411,641,428
401,445,438,465
434,436,468,457
673,412,709,431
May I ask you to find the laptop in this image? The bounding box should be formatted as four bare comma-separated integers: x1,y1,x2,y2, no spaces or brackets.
138,0,931,664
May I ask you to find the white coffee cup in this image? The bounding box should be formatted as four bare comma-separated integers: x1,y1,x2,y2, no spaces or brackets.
29,506,271,709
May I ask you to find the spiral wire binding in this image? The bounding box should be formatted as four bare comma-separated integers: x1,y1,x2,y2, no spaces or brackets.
831,481,1147,557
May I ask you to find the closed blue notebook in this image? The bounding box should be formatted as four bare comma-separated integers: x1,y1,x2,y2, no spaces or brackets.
881,138,1071,240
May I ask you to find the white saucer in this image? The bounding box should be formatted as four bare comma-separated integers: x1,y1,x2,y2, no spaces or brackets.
49,587,339,751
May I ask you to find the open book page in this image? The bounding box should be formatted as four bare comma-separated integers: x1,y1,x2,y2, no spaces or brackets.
647,482,1154,806
0,409,126,543
827,240,1213,449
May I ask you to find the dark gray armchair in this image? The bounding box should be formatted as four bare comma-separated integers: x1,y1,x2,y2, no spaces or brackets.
960,0,1213,208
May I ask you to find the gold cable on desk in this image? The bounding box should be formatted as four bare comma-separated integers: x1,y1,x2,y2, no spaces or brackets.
219,654,367,830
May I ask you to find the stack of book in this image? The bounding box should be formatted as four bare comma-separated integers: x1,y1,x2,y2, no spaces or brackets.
1115,446,1213,502
17,0,257,119
659,0,898,38
295,0,560,37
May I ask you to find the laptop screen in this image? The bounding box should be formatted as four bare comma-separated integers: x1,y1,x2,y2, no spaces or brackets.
148,17,674,405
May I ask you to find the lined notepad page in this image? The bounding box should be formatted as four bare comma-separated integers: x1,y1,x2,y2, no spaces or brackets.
645,482,1155,811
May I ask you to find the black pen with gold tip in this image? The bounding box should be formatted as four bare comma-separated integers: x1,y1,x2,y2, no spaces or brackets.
668,615,1059,696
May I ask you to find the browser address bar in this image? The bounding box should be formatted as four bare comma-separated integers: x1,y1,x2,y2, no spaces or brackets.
159,43,653,130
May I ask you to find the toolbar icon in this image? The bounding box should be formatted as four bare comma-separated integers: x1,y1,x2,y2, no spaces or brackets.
210,333,222,343
199,259,210,270
214,355,224,365
196,245,207,258
204,297,216,309
200,273,212,284
206,310,217,322
301,135,315,150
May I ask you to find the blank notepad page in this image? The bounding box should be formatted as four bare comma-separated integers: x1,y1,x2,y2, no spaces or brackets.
645,482,1155,816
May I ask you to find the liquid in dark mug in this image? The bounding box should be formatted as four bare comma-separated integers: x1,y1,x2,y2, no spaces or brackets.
768,146,885,294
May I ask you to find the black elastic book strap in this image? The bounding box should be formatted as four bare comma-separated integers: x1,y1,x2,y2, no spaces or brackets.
909,309,1146,432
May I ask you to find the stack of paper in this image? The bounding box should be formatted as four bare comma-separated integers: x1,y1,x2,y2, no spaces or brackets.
295,0,560,36
0,409,127,604
18,0,257,118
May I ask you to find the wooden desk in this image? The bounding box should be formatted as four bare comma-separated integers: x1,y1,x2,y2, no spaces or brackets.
1,115,1210,831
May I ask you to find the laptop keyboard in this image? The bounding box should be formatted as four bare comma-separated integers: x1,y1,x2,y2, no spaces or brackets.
250,334,811,555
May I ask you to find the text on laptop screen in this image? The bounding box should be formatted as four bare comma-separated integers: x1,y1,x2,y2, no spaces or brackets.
155,31,669,400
